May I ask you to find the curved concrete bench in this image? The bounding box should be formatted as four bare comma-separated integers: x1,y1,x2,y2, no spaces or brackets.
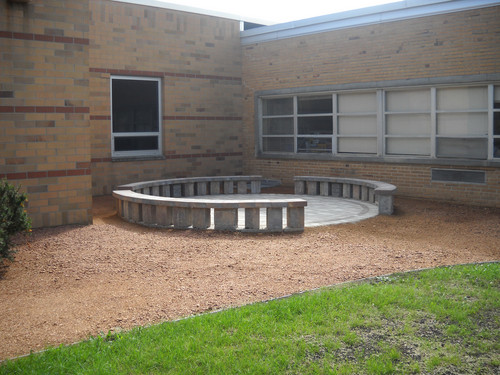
294,176,396,215
113,176,307,232
116,175,266,197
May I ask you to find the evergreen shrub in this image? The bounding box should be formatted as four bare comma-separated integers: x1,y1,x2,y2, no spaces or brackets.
0,179,31,261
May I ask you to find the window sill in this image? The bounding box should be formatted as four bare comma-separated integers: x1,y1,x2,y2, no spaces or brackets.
256,152,500,167
111,155,166,163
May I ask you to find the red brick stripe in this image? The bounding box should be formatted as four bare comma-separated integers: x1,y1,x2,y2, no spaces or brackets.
90,152,242,163
0,30,89,45
91,115,242,121
90,115,111,120
89,67,242,82
164,152,242,159
1,169,91,181
0,106,89,114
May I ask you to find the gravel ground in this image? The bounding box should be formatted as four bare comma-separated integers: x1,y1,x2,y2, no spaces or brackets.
1,194,499,360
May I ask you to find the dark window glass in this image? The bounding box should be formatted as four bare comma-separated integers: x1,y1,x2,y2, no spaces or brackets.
298,96,332,114
114,136,158,152
494,139,500,158
262,137,294,153
263,118,294,135
494,112,500,135
298,116,333,135
112,79,159,133
262,98,293,116
297,137,332,153
436,138,487,159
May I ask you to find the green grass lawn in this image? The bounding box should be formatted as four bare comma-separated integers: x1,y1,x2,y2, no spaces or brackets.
1,263,499,374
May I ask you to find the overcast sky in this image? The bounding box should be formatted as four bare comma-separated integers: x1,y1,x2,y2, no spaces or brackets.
155,0,401,24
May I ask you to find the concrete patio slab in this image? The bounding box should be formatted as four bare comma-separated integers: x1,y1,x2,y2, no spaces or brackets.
189,194,379,229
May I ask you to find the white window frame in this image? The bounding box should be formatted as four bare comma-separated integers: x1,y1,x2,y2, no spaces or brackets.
110,75,162,158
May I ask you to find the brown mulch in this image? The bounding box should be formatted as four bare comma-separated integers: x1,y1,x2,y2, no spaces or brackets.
1,194,499,360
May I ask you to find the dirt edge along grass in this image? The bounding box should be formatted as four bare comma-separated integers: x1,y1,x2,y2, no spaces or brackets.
1,262,499,374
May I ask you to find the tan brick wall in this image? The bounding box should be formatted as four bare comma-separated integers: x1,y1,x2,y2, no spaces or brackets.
241,6,500,207
89,0,244,195
1,0,92,227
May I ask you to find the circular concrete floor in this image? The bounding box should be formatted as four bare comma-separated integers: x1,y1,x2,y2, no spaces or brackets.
191,194,379,229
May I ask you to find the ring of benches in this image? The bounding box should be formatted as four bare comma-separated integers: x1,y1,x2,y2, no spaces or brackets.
294,176,396,215
113,176,307,233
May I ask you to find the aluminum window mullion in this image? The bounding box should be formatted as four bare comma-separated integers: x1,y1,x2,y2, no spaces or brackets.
332,93,338,155
258,97,263,154
488,84,494,160
377,89,383,156
293,96,298,154
430,87,437,159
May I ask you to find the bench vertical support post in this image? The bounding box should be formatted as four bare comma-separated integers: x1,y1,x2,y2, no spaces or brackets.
295,180,305,194
142,204,156,225
224,181,234,194
245,208,260,230
266,207,283,231
210,181,221,195
156,206,173,227
129,202,142,222
173,207,191,228
287,206,304,231
192,208,211,229
250,180,261,194
320,181,330,196
237,181,247,194
377,194,394,215
307,181,318,195
162,185,171,197
343,183,351,198
196,182,208,196
214,208,238,230
184,183,195,197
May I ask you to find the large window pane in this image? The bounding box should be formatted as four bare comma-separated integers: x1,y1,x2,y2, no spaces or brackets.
386,114,431,136
338,92,376,113
386,138,430,156
338,137,377,154
297,137,332,153
298,96,332,114
437,113,488,136
436,138,487,159
112,79,159,133
262,137,294,153
437,86,487,110
338,116,376,135
298,116,333,135
262,98,293,116
386,89,430,112
263,118,294,135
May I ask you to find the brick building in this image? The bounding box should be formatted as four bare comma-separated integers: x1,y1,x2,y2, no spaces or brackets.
1,0,499,228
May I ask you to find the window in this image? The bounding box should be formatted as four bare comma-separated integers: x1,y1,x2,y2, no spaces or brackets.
494,86,500,158
436,86,488,159
258,83,500,161
385,89,431,156
338,92,377,154
297,95,333,153
111,76,162,158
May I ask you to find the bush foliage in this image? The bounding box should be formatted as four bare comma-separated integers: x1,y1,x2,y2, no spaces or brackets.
0,179,31,261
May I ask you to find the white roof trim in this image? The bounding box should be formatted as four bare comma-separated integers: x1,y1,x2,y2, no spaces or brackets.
240,0,500,45
113,0,271,25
